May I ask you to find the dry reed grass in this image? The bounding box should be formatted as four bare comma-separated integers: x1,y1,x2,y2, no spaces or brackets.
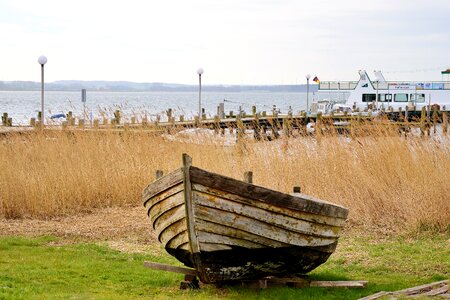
0,124,448,233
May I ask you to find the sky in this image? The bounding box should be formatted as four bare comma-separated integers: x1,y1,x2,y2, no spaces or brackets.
1,0,449,84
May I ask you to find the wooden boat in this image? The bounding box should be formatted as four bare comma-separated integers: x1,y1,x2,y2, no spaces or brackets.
142,154,349,284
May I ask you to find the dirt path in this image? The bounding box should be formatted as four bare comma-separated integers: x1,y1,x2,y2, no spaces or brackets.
0,206,159,253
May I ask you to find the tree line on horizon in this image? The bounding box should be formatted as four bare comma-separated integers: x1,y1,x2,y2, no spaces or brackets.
0,80,317,92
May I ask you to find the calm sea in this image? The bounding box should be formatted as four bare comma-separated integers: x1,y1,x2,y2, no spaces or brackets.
0,91,317,125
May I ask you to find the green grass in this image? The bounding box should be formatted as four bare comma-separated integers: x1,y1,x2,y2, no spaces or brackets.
0,234,448,299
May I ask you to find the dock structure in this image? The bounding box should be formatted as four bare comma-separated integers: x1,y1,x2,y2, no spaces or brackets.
1,106,449,139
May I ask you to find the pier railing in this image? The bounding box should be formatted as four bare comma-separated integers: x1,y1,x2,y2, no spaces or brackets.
319,81,358,90
320,81,450,90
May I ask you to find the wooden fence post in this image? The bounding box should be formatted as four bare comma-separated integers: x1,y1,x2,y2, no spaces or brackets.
443,111,448,135
432,106,439,134
253,113,261,140
202,108,206,120
113,110,121,125
420,106,428,137
236,116,245,141
218,103,225,119
293,186,301,193
316,112,323,136
2,113,9,126
142,116,148,127
213,116,220,134
156,170,164,179
244,171,253,184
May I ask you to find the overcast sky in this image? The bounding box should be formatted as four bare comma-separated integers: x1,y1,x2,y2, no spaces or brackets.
1,0,449,84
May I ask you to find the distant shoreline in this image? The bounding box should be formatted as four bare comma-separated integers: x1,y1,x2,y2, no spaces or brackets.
0,81,317,93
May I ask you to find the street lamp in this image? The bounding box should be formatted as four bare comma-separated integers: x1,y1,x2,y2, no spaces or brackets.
197,68,204,119
305,74,311,113
38,55,47,128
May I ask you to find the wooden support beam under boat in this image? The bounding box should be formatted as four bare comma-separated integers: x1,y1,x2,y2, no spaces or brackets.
143,261,198,276
238,277,368,289
143,261,368,290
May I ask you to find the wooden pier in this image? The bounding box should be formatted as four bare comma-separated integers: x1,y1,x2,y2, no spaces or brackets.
1,106,449,139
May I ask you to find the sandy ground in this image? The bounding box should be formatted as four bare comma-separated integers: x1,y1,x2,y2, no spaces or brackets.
0,206,162,254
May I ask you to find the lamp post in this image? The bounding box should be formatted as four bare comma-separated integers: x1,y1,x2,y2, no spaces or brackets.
197,68,204,119
38,55,47,128
305,74,311,113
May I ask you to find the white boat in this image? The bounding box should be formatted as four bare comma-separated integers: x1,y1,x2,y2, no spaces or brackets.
317,70,450,113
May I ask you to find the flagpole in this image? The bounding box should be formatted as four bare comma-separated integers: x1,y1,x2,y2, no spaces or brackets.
305,74,311,114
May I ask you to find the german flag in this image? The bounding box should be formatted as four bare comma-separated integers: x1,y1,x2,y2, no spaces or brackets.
313,76,320,83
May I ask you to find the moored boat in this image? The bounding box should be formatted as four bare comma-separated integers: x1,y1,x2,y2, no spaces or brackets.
142,154,349,283
316,70,450,113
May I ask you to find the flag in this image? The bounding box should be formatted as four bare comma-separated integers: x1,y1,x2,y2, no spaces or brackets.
313,76,319,83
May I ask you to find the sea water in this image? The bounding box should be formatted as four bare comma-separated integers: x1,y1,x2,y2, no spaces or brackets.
0,91,314,125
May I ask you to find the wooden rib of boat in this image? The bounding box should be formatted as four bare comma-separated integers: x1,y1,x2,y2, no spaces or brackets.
142,154,349,284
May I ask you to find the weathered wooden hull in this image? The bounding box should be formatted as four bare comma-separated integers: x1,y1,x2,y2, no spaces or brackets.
142,155,349,283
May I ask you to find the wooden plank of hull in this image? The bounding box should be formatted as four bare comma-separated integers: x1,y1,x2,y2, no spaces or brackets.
195,219,290,248
193,184,346,227
189,167,349,219
153,204,185,238
192,188,342,238
144,183,184,215
197,231,265,249
166,231,189,250
142,168,183,204
179,243,190,251
158,218,187,246
194,203,337,248
148,190,184,227
198,243,233,252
